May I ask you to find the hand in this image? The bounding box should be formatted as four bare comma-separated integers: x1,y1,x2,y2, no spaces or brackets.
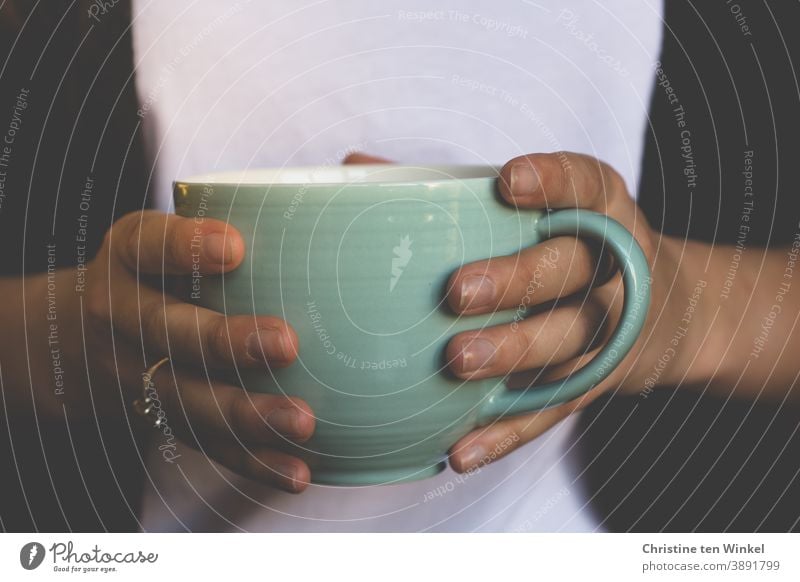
345,152,677,473
444,152,670,472
82,211,314,492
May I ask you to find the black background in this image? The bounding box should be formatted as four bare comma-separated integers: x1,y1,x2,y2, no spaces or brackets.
1,1,799,531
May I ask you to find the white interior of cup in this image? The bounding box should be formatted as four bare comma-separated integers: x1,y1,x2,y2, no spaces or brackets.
178,164,499,186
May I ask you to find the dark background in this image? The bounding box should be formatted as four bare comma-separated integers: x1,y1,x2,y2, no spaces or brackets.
578,0,800,531
1,1,799,531
0,0,150,532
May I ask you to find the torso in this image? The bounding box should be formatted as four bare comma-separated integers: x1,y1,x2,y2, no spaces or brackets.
131,0,662,531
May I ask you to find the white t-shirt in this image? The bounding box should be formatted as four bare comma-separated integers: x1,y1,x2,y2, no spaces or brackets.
131,0,662,532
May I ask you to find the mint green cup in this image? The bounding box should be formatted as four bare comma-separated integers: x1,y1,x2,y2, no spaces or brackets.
174,165,650,486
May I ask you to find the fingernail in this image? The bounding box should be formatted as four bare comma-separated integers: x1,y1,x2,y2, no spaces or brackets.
459,444,487,470
202,233,233,264
265,407,301,436
510,163,539,197
274,463,298,490
247,329,291,363
459,275,496,311
459,338,497,373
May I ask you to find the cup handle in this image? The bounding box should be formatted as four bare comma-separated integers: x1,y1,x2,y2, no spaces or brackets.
478,209,651,423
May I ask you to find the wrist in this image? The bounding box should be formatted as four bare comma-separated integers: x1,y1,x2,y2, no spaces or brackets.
644,236,721,390
30,267,87,418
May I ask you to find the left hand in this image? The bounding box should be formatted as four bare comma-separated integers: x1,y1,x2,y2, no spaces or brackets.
346,151,666,473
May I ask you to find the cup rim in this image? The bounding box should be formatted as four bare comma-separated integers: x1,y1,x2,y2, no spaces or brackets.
175,164,501,188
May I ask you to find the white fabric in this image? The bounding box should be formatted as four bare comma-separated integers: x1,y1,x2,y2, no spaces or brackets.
131,0,663,532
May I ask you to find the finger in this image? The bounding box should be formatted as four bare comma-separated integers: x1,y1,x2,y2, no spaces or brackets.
447,236,613,315
498,152,626,212
109,210,244,275
145,300,297,369
342,152,392,164
446,297,613,380
205,443,311,493
449,353,613,473
449,405,571,473
155,366,315,445
449,338,628,472
105,253,298,368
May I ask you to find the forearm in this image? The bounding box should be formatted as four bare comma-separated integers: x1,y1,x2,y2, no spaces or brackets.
654,234,800,401
0,268,83,419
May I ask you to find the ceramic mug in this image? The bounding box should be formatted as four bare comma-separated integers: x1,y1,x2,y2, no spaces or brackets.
174,165,650,486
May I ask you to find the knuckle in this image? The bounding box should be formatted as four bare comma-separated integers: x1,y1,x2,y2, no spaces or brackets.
516,247,557,300
85,286,111,328
121,213,146,265
142,305,167,352
603,164,626,194
153,366,177,410
516,254,543,292
100,227,114,253
206,316,233,365
563,241,594,284
517,270,542,304
104,215,136,268
512,325,538,365
164,217,187,269
553,151,574,190
630,223,656,259
113,211,140,237
230,392,255,436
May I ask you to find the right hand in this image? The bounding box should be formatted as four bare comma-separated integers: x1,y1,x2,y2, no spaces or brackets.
83,210,314,493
